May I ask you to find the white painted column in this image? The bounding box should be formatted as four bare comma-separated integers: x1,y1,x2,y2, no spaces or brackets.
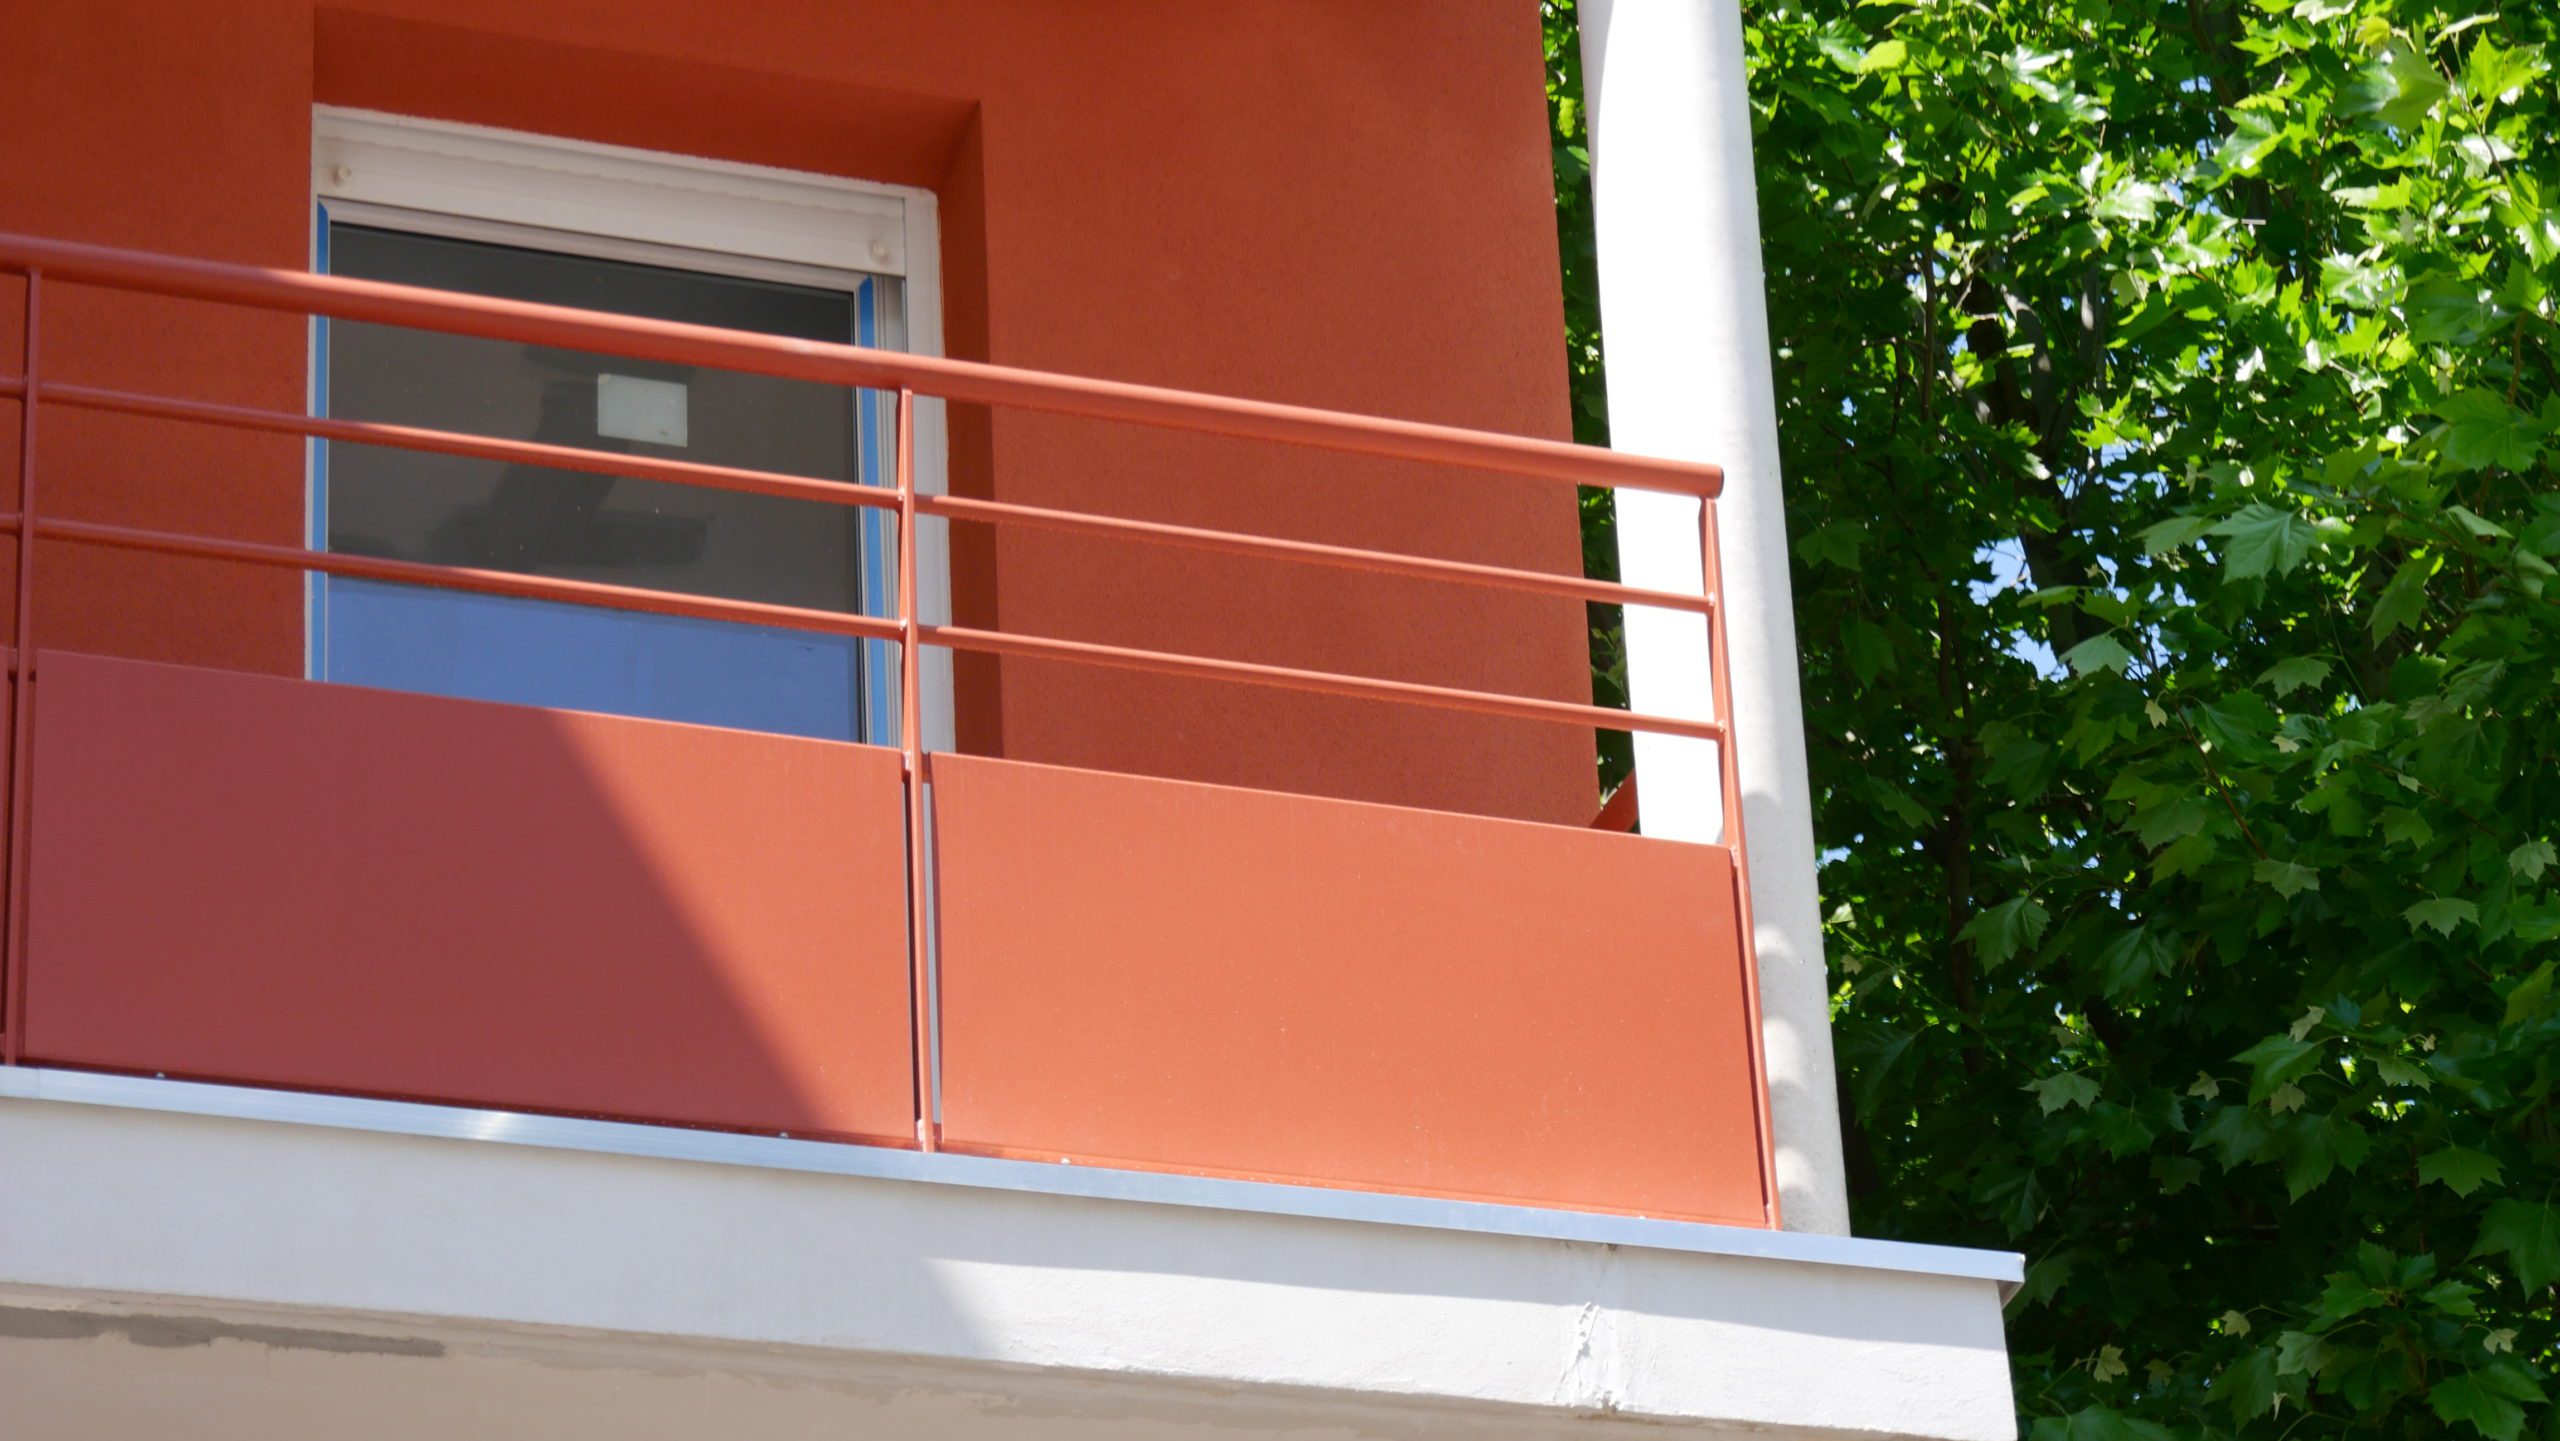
1576,0,1849,1234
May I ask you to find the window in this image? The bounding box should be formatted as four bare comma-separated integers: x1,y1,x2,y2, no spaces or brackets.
309,108,949,746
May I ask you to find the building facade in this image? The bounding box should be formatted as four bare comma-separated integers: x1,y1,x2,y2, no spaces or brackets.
0,3,2019,1436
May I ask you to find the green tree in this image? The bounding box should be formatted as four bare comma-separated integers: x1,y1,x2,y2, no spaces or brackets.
1547,1,2557,1435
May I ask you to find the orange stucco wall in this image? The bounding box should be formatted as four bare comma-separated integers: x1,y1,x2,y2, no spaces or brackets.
0,0,1593,824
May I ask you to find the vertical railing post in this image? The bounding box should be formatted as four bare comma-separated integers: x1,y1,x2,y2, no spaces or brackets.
895,386,937,1151
2,270,39,1067
1699,497,1780,1228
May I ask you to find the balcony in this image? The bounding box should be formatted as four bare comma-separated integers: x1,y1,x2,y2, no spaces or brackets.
0,232,2018,1441
0,229,1775,1221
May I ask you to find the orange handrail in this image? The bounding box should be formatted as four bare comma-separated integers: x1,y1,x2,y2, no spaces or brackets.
0,232,1722,499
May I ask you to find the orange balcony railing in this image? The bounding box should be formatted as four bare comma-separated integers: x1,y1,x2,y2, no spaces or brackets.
0,233,1778,1227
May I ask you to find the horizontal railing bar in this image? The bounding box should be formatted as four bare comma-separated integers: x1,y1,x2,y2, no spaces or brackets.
42,383,900,515
24,517,906,645
0,375,21,400
918,493,1713,616
2,514,1719,743
919,622,1725,743
43,381,1712,616
0,231,1721,499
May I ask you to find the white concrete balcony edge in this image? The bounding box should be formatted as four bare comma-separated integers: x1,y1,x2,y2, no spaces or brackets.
0,1069,2020,1440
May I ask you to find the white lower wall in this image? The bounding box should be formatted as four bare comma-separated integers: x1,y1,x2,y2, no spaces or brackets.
0,1082,2015,1439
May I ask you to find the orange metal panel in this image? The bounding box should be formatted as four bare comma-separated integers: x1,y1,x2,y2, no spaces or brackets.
22,651,917,1145
931,753,1771,1225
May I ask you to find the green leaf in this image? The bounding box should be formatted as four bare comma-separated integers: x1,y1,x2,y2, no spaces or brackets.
2404,896,2480,935
2436,389,2544,471
2429,1368,2537,1440
2260,656,2330,696
2479,1360,2546,1403
2504,961,2556,1028
2086,1102,2158,1158
2322,252,2399,309
2094,179,2166,224
2382,806,2437,848
1841,616,1895,685
2447,505,2513,539
2138,514,2215,555
2507,838,2555,882
2212,503,2322,579
2515,901,2560,944
2223,1346,2281,1425
2473,1200,2560,1291
2423,1278,2481,1315
2370,552,2434,638
2062,633,2136,677
2031,1071,2101,1115
2281,1111,2371,1197
2092,927,2173,996
2322,1268,2389,1318
2235,1034,2323,1103
2406,275,2506,346
2496,175,2560,266
1795,519,1869,570
2135,796,2211,849
2417,1145,2504,1196
2345,42,2451,130
1984,733,2055,793
1857,38,1909,73
2299,781,2370,836
2000,45,2068,100
2378,1055,2438,1089
2195,691,2279,754
2275,1330,2328,1376
1814,21,1868,72
2214,108,2288,176
1843,1022,1919,1116
2152,1154,2203,1193
2335,178,2412,209
2254,858,2320,897
1960,896,2051,969
2196,1104,2278,1168
2464,37,2548,105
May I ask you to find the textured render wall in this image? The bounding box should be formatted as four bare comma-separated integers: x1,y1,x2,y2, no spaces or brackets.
0,0,1594,823
0,1095,2021,1439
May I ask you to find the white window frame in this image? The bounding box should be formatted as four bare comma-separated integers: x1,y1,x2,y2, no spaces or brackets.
308,105,955,752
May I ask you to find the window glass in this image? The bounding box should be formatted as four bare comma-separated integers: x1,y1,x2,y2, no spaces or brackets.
317,223,891,742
